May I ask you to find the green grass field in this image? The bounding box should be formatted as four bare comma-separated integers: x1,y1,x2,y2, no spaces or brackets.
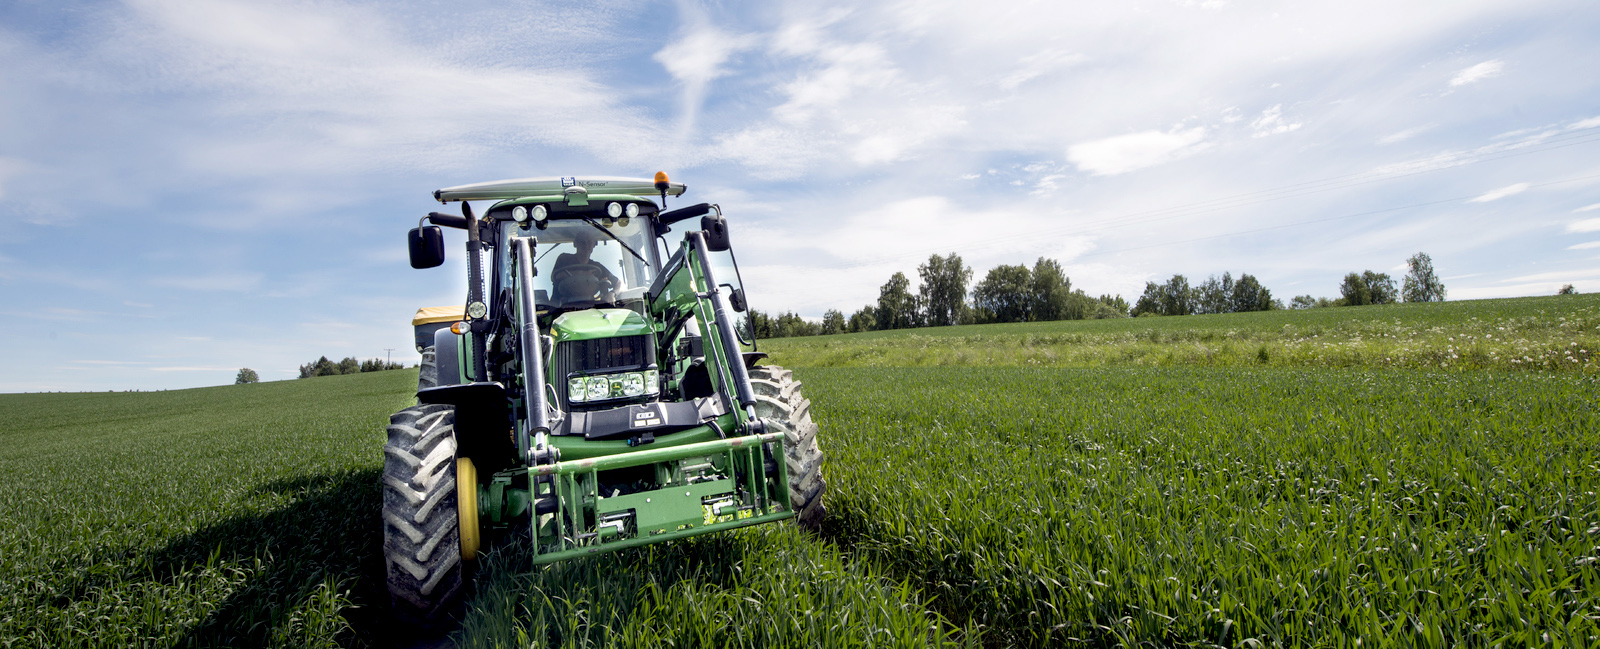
3,296,1597,647
758,294,1600,375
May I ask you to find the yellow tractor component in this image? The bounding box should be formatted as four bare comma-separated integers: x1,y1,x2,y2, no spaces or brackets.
456,457,480,560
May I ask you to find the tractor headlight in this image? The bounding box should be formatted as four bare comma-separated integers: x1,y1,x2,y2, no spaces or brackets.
531,204,548,223
568,370,660,403
512,205,529,223
586,376,610,401
621,372,645,397
624,203,639,218
606,202,623,218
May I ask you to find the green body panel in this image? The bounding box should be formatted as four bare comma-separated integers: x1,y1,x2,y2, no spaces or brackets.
529,511,794,565
550,308,654,342
547,414,731,461
598,478,735,532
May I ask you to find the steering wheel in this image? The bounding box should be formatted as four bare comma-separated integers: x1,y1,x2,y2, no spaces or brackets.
551,263,616,302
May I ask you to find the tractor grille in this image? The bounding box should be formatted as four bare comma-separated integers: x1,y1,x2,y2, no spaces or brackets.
552,335,654,409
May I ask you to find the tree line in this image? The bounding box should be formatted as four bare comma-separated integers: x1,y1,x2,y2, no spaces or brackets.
745,250,1456,339
746,253,1132,338
297,356,406,378
1288,252,1446,308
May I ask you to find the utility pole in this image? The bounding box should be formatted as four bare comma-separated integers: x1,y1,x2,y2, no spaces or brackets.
385,348,394,367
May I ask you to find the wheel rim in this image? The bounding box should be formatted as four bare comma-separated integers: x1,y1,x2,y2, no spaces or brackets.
456,457,480,560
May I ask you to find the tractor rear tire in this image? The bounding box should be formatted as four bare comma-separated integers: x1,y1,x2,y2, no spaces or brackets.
382,404,464,627
418,346,438,391
748,365,826,531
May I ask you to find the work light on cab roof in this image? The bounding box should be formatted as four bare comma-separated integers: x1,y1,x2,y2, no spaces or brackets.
387,171,827,628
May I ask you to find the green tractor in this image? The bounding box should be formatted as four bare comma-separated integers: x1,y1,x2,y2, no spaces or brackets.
385,174,826,623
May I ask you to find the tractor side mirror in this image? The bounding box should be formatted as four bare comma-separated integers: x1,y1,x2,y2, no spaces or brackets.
701,213,730,252
726,285,747,312
409,226,445,268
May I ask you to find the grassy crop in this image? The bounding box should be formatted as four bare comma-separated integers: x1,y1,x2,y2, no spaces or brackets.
0,371,416,648
805,366,1599,646
758,294,1600,374
4,294,1597,647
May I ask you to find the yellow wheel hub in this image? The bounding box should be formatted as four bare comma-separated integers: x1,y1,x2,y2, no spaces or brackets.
456,457,480,560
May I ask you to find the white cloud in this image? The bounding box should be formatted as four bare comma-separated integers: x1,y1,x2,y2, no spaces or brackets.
1449,59,1504,87
1568,217,1600,233
1067,127,1209,176
1467,183,1529,203
1030,174,1068,197
1250,104,1302,138
1573,204,1600,214
998,49,1088,90
1378,125,1431,145
1567,115,1600,130
655,27,751,87
710,14,966,175
1568,241,1600,250
655,24,757,137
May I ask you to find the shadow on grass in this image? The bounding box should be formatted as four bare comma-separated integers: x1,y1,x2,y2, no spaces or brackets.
127,470,451,648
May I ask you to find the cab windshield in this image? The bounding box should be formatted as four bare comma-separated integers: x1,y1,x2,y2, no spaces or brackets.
500,217,656,308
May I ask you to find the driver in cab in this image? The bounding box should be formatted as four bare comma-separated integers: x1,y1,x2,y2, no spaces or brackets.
552,229,618,304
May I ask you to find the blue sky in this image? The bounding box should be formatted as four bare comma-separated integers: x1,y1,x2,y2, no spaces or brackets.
3,0,1598,392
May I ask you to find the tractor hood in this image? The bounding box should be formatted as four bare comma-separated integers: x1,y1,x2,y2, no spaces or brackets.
550,308,652,342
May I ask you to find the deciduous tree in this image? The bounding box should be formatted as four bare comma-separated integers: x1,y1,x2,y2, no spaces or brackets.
1402,252,1447,302
972,264,1032,323
918,253,971,327
876,272,919,330
1028,258,1073,321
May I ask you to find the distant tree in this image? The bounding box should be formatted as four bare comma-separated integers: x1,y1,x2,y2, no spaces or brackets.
918,253,972,327
310,356,340,377
1339,273,1372,306
1365,271,1399,305
1028,258,1073,321
1195,272,1234,315
876,272,919,330
1131,281,1163,317
1402,252,1447,302
1558,284,1578,295
338,357,360,375
1160,274,1194,316
746,310,775,339
1290,294,1316,309
847,306,877,333
1096,294,1130,318
1229,274,1273,312
235,368,259,384
1064,290,1098,320
972,264,1033,323
820,309,846,335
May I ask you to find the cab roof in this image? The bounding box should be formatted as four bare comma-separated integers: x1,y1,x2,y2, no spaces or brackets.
434,176,687,203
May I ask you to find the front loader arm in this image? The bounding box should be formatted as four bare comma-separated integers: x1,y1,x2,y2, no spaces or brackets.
649,231,763,435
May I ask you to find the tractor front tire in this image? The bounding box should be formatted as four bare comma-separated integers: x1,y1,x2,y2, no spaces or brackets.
749,365,826,531
382,404,464,627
